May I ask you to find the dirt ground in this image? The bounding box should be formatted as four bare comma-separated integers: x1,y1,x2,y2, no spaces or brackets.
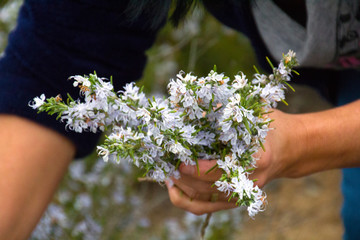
237,170,343,240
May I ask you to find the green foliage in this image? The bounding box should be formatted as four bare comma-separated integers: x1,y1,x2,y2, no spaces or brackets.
0,0,23,53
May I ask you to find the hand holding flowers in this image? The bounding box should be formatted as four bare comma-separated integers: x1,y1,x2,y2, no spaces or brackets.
30,50,298,218
168,109,303,215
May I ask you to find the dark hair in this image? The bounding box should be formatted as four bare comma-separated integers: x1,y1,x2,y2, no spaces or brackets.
125,0,201,28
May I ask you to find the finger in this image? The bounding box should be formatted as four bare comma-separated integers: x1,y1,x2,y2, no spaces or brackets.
172,177,237,202
248,169,267,188
179,160,223,181
166,182,237,215
174,174,219,193
172,179,211,201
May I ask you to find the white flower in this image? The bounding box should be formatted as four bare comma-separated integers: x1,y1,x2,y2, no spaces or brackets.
260,83,285,106
177,71,197,83
137,108,151,123
219,127,237,143
229,93,241,105
69,161,85,180
120,82,142,101
71,75,91,87
97,146,110,162
47,204,68,228
231,142,246,157
196,83,212,105
207,70,227,84
217,156,236,174
247,186,266,218
168,78,186,104
166,140,190,156
161,109,181,129
213,83,233,105
187,105,204,120
242,130,252,146
180,125,197,144
28,94,46,109
214,180,233,196
74,193,92,210
233,72,248,89
149,166,166,182
278,61,291,76
197,131,216,146
255,125,268,140
72,216,102,240
252,74,267,84
284,49,296,63
94,80,114,100
230,169,254,199
182,91,196,108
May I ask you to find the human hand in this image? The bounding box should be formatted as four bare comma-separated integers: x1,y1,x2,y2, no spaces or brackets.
166,109,305,215
165,160,237,216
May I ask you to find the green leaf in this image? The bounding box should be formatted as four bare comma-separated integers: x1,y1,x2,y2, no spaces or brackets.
243,118,252,134
205,163,218,175
266,56,274,69
261,110,274,115
281,99,289,106
175,159,181,169
244,167,255,172
67,93,74,103
180,111,187,118
110,75,114,86
292,69,300,75
283,81,295,92
259,140,266,152
56,113,62,120
195,157,200,176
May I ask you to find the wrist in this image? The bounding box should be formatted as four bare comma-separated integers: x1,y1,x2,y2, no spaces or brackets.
283,112,310,177
266,110,310,180
280,100,360,177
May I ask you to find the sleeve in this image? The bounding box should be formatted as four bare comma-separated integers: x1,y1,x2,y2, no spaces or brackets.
0,0,166,158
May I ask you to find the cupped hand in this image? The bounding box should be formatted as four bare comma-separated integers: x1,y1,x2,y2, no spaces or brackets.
166,109,305,215
165,160,237,215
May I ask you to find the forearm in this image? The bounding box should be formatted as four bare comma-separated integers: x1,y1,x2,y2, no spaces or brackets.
0,115,75,240
280,99,360,178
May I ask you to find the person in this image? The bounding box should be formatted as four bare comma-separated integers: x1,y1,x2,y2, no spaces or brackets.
167,1,360,240
0,0,359,239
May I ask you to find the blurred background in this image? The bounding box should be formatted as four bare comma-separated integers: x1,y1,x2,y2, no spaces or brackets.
1,1,343,239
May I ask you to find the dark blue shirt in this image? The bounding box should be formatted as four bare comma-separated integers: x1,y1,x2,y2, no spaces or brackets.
0,0,164,157
0,0,346,156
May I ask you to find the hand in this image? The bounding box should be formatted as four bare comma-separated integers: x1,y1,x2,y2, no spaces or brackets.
166,110,302,215
167,100,360,215
166,160,237,215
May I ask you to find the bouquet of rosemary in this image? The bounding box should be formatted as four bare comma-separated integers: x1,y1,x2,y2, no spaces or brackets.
30,50,298,218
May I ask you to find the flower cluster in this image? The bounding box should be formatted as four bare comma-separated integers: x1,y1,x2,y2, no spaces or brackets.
30,50,298,218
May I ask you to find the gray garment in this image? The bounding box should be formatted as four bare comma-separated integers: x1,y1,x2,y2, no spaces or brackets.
252,0,360,69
